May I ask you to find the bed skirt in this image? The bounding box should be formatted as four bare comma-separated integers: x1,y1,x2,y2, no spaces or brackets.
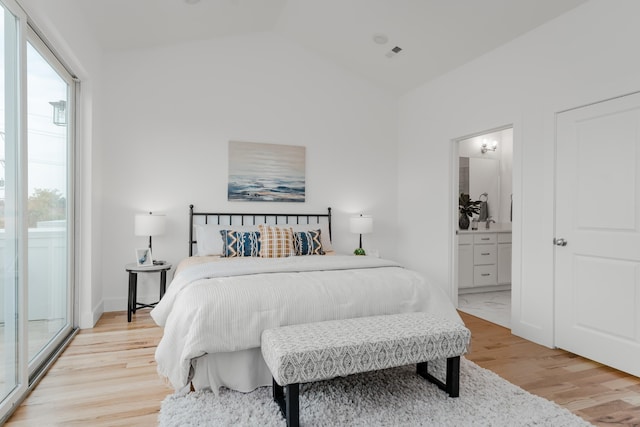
191,348,272,394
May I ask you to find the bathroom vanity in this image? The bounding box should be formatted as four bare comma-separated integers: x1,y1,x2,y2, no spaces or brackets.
458,224,511,293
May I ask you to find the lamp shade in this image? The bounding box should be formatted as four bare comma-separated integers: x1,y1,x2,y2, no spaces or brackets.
135,212,166,237
350,215,373,234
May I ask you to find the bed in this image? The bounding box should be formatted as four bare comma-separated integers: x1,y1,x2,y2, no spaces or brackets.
150,205,462,394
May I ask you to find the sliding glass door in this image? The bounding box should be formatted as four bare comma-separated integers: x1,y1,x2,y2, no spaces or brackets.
26,31,74,372
0,0,76,421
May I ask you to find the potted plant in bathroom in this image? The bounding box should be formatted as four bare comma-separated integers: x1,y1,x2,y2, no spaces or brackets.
458,193,481,230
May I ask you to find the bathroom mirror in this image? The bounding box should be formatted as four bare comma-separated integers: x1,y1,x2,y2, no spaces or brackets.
460,157,499,214
458,128,513,224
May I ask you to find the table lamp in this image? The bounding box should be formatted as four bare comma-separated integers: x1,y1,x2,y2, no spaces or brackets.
135,212,166,264
350,214,373,255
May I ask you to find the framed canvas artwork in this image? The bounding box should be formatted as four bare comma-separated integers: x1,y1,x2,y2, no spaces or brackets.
228,141,306,202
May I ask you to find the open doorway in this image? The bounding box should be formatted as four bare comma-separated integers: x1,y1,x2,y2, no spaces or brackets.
455,127,513,328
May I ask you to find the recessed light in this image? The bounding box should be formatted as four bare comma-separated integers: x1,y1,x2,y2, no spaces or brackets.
184,0,201,4
372,33,388,45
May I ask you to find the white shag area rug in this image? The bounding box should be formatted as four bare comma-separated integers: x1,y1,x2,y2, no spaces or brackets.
159,358,592,426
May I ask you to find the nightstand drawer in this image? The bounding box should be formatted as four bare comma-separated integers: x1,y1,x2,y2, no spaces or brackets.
474,265,497,286
474,244,497,265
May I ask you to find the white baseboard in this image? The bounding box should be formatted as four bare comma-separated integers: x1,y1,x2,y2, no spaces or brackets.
79,300,103,329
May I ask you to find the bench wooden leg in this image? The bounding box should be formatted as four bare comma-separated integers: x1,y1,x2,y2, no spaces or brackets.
446,356,460,397
273,377,283,404
272,378,299,427
417,356,460,397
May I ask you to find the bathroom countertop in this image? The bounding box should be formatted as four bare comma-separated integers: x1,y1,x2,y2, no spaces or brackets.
458,223,512,234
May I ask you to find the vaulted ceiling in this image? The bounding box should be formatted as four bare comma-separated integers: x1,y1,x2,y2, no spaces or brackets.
72,0,587,95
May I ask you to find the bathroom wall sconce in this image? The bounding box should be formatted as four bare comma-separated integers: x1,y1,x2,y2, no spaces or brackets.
481,139,498,154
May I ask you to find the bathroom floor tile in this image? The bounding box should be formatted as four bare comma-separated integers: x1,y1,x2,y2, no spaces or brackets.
458,290,511,328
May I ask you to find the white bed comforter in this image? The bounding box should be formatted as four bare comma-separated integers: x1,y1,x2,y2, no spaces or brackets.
151,255,461,389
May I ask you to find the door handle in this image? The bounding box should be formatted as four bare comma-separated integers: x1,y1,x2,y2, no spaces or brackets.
553,238,567,247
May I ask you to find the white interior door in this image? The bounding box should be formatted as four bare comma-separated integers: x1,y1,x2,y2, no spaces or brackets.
555,92,640,377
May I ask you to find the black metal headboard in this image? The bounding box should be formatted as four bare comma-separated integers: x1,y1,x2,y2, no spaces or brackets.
189,205,332,256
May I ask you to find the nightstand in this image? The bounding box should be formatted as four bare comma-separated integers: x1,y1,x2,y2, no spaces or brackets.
125,262,172,322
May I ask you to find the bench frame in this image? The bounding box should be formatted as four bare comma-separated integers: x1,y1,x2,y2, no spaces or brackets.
271,356,462,427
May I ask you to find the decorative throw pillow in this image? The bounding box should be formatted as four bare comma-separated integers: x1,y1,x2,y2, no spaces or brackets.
291,223,333,252
293,229,325,255
258,225,294,258
220,230,261,257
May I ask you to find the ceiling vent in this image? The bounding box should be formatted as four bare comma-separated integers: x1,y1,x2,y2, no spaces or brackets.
385,46,403,59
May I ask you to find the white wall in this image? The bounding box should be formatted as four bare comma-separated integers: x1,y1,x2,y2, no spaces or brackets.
100,33,398,311
397,0,640,346
16,0,105,328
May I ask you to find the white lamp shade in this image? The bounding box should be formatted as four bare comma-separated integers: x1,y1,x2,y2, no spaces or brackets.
135,213,166,237
350,215,373,234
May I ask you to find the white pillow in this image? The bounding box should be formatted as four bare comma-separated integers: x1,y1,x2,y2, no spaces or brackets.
194,224,259,256
291,223,333,252
194,224,225,256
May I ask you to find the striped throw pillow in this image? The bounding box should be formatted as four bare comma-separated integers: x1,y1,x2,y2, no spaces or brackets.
220,230,261,257
258,225,294,258
293,229,324,255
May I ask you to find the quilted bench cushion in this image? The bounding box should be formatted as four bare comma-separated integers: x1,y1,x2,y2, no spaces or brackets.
261,312,470,386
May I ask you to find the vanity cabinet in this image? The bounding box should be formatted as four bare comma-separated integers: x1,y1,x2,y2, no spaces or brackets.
458,230,511,290
497,232,512,285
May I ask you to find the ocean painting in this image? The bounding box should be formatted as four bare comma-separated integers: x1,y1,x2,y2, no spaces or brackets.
228,141,306,202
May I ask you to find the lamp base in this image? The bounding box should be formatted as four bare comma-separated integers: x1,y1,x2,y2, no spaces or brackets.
353,248,366,256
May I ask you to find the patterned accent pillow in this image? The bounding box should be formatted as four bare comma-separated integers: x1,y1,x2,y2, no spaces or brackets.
258,225,294,258
293,229,325,255
220,230,261,257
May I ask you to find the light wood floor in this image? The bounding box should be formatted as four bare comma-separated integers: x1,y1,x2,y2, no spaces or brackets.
6,311,173,427
5,310,640,426
461,313,640,426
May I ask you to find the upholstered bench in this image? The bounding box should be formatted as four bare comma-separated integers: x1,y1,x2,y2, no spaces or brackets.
261,312,471,427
